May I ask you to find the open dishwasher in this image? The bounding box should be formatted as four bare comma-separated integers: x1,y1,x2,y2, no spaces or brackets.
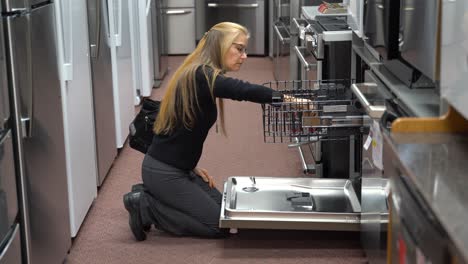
219,79,371,231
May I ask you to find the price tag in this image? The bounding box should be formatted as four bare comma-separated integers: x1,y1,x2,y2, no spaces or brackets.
363,135,372,150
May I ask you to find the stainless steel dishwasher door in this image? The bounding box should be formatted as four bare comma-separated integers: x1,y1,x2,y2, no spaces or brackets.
205,0,265,55
220,177,361,231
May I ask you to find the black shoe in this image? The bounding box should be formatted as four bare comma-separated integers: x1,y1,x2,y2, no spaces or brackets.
123,191,146,241
131,183,146,192
130,184,151,232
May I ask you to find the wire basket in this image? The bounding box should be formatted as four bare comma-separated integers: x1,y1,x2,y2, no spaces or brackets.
262,80,369,143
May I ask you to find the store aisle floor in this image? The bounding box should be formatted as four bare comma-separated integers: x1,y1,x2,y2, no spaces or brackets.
65,57,367,264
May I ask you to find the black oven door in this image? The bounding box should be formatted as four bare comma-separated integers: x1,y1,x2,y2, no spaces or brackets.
363,0,400,60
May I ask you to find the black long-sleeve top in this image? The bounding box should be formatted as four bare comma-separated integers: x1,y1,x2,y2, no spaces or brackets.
147,66,280,171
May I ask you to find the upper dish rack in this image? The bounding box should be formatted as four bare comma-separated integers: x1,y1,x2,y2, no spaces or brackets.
262,80,370,143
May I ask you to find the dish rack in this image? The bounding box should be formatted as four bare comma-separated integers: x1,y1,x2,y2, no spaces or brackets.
263,80,370,144
262,80,370,175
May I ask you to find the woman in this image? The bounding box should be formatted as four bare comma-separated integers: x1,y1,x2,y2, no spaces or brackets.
123,22,284,241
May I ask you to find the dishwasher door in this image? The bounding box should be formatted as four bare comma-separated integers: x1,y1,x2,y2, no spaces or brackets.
205,0,265,55
220,177,361,231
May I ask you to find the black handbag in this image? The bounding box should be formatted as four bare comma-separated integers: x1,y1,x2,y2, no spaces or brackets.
129,98,161,154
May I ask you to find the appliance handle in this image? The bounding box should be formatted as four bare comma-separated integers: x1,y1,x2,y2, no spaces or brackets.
274,24,290,44
114,0,122,46
165,9,192,15
146,0,152,15
102,0,111,44
5,15,33,139
294,46,316,71
61,0,73,81
292,18,306,32
350,83,386,119
207,3,259,8
288,137,317,174
91,0,102,58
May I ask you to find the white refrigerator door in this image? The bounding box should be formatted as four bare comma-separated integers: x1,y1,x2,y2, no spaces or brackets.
129,0,154,101
108,0,136,148
128,0,142,105
138,0,155,97
54,0,98,237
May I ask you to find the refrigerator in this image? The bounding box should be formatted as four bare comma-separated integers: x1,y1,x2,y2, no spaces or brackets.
129,0,155,104
3,0,71,263
107,0,136,148
87,0,118,186
152,0,168,87
0,16,21,263
53,0,98,237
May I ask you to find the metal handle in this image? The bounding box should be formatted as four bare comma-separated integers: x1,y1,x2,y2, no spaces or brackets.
273,24,290,44
350,83,386,119
292,18,306,31
112,0,122,47
166,9,192,15
6,16,34,138
294,46,316,71
91,0,102,58
207,3,259,8
302,115,371,128
60,0,73,81
102,0,111,43
290,137,317,174
297,144,310,174
249,176,256,185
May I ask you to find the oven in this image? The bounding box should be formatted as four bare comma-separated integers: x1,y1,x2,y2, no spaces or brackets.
293,18,318,81
294,16,352,82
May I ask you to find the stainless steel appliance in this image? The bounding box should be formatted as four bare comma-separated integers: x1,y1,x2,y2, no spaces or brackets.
295,16,352,82
362,0,436,89
0,16,21,262
289,16,355,184
363,0,400,60
161,0,196,54
289,0,342,80
219,79,370,231
87,0,118,186
0,131,21,264
352,70,395,264
273,19,291,81
398,0,440,82
205,0,266,55
152,0,168,87
270,0,290,58
4,0,71,263
385,143,452,264
440,0,468,120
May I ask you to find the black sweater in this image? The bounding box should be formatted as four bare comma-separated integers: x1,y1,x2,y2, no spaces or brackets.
147,66,279,171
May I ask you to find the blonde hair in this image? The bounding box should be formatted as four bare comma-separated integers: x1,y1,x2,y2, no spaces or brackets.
154,22,250,135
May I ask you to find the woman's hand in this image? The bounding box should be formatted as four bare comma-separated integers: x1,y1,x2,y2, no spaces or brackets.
193,167,215,188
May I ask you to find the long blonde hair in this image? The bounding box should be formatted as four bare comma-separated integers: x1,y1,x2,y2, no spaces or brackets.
154,22,250,135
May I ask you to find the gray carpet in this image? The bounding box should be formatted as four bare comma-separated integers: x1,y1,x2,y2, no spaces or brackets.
65,56,366,264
